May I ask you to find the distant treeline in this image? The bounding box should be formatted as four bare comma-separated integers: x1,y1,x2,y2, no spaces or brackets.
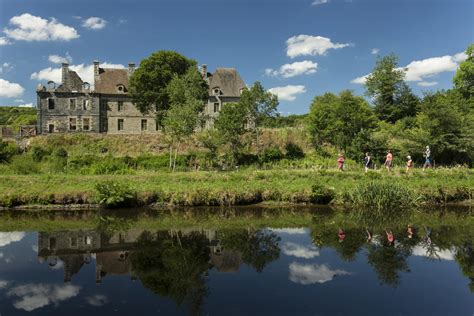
0,106,37,129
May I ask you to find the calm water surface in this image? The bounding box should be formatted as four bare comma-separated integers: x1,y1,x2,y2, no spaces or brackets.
0,210,473,315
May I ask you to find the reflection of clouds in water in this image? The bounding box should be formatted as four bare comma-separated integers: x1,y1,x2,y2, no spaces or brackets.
32,244,38,253
7,283,80,311
269,228,307,235
0,251,13,264
85,294,108,306
50,259,64,270
412,245,456,261
0,280,8,289
289,262,351,285
0,232,26,247
282,242,319,259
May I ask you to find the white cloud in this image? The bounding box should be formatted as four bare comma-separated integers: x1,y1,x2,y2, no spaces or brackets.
0,280,8,289
0,62,13,73
31,245,38,252
412,245,455,261
268,85,306,101
351,51,467,84
312,0,329,5
0,36,11,45
48,53,72,64
417,81,438,87
8,283,80,311
18,103,34,108
371,48,380,55
85,294,108,306
265,60,318,78
269,228,307,235
4,13,79,42
286,35,351,58
31,62,125,85
282,242,319,259
0,232,26,247
289,262,351,285
82,17,107,30
0,79,25,98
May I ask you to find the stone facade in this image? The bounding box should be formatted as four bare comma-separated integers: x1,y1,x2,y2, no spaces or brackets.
36,61,246,134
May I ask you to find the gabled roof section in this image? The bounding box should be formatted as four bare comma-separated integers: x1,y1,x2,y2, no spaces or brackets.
95,68,129,94
56,70,84,92
208,68,246,97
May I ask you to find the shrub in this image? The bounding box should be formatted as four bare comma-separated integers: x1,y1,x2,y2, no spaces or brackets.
95,180,136,208
0,140,18,163
31,146,49,162
259,146,283,164
10,155,40,175
346,181,418,212
54,147,68,158
285,142,305,160
310,183,336,204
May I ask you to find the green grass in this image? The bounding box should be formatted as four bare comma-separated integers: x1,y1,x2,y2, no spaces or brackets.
0,167,472,208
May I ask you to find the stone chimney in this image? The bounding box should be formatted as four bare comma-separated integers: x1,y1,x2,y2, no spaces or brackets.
93,60,100,87
61,63,69,86
128,62,135,76
201,64,207,79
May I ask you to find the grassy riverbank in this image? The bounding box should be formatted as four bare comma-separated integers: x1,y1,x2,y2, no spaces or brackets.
0,168,472,208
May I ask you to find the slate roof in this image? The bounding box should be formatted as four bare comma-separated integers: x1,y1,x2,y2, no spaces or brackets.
207,68,246,97
56,70,84,92
95,68,129,94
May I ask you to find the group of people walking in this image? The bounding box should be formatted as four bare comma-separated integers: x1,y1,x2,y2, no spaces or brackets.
337,146,433,172
338,225,433,246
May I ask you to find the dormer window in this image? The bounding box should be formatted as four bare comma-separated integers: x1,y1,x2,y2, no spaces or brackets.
82,82,90,91
213,87,221,95
116,84,126,93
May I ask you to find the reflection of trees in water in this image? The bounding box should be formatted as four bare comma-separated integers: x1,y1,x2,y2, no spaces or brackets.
219,229,281,272
367,242,410,287
455,242,474,292
130,230,210,316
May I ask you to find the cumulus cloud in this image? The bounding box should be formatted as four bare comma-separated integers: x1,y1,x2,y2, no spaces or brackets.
0,232,26,247
289,262,351,285
18,103,34,108
412,245,455,261
4,13,79,42
8,283,80,311
48,53,72,64
82,17,107,30
371,48,380,55
0,62,13,73
312,0,329,5
85,294,108,306
351,52,467,85
417,81,438,87
286,35,351,58
0,279,8,289
31,62,125,85
265,60,318,78
268,85,306,101
0,36,11,45
269,228,307,235
282,242,319,259
0,79,25,98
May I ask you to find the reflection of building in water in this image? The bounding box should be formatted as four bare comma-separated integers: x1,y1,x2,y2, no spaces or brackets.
37,229,243,282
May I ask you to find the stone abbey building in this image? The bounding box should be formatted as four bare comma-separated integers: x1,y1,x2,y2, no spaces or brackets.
36,61,246,134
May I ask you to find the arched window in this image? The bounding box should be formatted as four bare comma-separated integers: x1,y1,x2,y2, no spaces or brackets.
116,84,126,93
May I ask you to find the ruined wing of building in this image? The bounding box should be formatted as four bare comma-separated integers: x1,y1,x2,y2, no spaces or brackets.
36,62,246,134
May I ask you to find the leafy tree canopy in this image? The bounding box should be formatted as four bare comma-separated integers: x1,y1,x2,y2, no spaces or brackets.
453,43,474,99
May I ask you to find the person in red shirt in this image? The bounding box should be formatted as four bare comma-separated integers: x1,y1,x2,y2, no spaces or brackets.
338,228,346,242
337,154,345,171
384,150,393,172
386,229,394,245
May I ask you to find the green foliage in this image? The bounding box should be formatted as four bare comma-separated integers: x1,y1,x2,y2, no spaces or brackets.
10,155,40,175
129,50,198,117
240,81,279,130
310,183,335,204
307,90,377,154
261,114,307,128
346,181,419,212
31,146,49,162
0,106,36,129
365,54,418,122
284,142,305,160
453,44,474,98
0,140,17,163
95,180,136,208
259,146,283,164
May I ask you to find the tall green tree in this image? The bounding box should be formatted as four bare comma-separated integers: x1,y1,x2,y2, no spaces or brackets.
129,50,199,118
453,44,474,99
163,68,207,171
214,102,248,166
365,54,417,122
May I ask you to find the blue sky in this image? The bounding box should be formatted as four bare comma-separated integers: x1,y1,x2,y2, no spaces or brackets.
0,0,473,114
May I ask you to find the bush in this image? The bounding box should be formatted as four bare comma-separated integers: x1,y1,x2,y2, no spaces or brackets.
346,181,418,212
310,183,336,204
285,142,305,160
0,140,18,163
31,146,50,162
54,147,68,158
259,146,283,164
10,155,40,175
95,180,136,208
